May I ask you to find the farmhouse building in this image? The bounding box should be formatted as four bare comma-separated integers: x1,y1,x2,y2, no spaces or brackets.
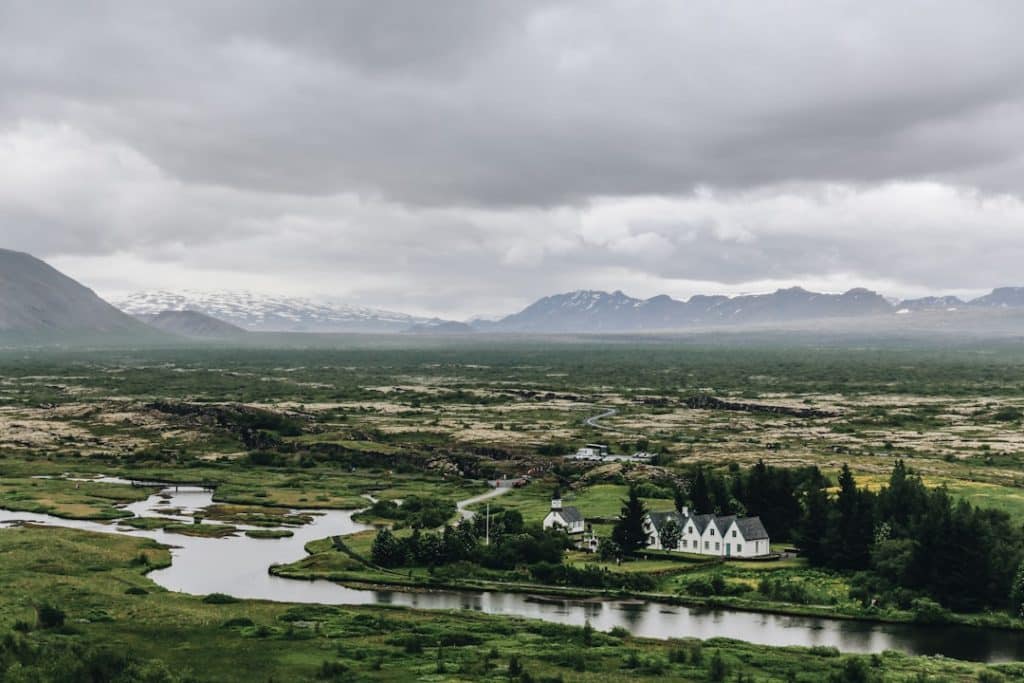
542,493,585,534
643,507,770,558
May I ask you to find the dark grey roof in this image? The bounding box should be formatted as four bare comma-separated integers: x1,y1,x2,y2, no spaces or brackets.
735,516,769,541
688,513,715,534
647,510,683,533
557,506,583,524
713,515,737,535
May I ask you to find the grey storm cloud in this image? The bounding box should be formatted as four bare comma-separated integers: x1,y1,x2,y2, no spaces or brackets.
2,0,1024,316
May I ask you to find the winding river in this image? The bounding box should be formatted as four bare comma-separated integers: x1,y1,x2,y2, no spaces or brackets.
3,483,1024,663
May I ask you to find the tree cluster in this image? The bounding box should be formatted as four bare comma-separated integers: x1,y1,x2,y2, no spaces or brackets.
798,461,1024,613
680,461,826,542
370,509,567,571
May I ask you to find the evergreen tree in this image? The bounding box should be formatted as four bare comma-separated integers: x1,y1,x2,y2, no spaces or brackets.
672,482,688,514
798,484,830,566
370,528,404,567
827,464,873,570
1011,559,1024,617
612,486,649,553
690,467,712,513
660,518,682,550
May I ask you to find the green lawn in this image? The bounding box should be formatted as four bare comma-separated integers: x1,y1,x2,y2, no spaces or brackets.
0,525,1018,682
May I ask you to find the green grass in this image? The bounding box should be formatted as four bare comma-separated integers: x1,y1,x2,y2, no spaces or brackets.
0,525,1018,681
0,476,157,520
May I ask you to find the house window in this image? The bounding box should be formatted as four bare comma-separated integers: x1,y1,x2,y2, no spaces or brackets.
710,528,715,536
715,542,720,550
737,544,742,552
731,530,737,537
704,541,709,549
688,526,693,533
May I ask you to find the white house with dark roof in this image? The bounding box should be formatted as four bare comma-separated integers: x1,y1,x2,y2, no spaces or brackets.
644,507,770,558
542,492,585,534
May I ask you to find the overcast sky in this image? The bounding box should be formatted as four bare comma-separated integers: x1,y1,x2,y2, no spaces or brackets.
3,1,1024,318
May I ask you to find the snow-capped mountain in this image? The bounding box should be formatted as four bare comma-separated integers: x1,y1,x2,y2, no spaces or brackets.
896,295,967,312
483,287,895,332
114,290,429,333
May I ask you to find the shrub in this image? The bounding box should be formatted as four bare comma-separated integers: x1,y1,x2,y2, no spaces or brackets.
708,650,728,682
609,626,630,639
316,660,352,681
124,587,148,595
36,604,65,629
202,593,239,604
911,597,951,625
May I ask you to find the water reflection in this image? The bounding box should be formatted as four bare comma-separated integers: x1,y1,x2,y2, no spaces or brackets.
3,487,1024,663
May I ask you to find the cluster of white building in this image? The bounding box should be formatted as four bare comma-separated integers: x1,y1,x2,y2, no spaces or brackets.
541,492,770,558
643,507,770,558
566,443,656,463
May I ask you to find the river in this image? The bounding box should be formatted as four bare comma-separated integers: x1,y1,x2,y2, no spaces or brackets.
3,483,1024,663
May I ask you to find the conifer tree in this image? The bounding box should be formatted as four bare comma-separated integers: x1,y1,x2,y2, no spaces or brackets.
612,485,648,553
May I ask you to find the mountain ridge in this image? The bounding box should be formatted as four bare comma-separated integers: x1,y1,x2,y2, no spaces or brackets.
115,290,431,333
0,248,163,343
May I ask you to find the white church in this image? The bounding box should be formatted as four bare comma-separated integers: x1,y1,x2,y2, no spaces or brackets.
643,507,770,558
542,491,585,534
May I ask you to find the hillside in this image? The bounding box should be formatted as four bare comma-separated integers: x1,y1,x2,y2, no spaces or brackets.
0,249,162,343
137,310,247,339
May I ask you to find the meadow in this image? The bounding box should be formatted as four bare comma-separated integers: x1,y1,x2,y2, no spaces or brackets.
5,338,1024,679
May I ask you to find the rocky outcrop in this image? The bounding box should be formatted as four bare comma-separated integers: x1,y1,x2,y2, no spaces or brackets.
682,395,836,418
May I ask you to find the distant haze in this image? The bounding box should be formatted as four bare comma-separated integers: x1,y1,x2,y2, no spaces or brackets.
3,2,1024,318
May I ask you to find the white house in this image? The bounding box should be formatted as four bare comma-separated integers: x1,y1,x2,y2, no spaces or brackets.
644,507,770,558
542,494,585,534
568,444,609,461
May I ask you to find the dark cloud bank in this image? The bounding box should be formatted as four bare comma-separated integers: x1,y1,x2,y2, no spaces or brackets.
2,0,1023,317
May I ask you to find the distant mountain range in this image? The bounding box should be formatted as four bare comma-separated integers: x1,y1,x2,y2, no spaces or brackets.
476,287,894,332
473,287,1024,333
115,290,431,333
8,247,1024,342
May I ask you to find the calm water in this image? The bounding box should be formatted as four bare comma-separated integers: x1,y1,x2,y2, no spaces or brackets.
3,485,1024,663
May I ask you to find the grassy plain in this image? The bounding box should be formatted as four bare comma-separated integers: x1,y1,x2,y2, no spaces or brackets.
5,340,1024,677
0,525,1018,682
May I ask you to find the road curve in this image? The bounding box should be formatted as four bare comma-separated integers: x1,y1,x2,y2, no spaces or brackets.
583,407,619,431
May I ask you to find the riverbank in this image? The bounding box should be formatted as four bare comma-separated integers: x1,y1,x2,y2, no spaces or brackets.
275,561,1024,632
275,532,1024,635
1,524,1020,681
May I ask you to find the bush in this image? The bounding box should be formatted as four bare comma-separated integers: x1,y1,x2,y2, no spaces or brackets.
202,593,240,604
911,597,951,624
222,617,256,628
124,586,148,595
36,604,65,629
316,660,352,681
708,650,728,681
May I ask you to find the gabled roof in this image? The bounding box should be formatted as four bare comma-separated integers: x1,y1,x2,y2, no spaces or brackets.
647,510,769,542
688,513,716,534
647,510,684,533
735,516,769,541
713,515,737,535
556,506,584,524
